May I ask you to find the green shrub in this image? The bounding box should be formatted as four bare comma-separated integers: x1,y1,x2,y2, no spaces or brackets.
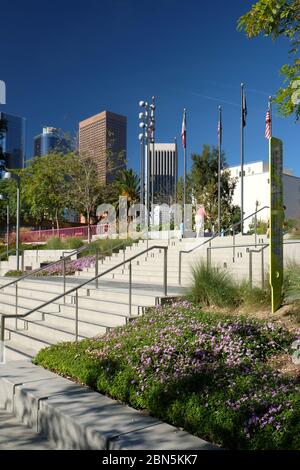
34,303,299,450
64,237,83,250
189,262,240,308
238,281,271,307
46,236,84,250
4,270,23,277
46,236,64,249
283,260,300,302
248,219,268,235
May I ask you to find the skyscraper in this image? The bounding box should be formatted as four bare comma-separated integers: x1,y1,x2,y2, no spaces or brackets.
79,111,126,185
0,112,26,169
33,127,71,158
148,143,178,205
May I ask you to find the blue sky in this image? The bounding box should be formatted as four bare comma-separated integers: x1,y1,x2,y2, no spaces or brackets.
1,0,299,175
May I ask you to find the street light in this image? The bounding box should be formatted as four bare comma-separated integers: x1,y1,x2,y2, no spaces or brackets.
138,96,156,229
0,194,9,259
3,172,20,271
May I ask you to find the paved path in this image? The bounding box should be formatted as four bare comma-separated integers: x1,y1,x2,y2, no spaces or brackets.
0,410,54,450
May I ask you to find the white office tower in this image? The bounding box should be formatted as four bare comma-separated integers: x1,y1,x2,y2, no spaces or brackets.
228,160,300,231
146,143,178,205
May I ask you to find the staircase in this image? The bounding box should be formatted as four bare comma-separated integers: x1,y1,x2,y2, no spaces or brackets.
1,234,299,362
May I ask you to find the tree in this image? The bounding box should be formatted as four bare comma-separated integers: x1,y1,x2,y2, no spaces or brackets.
21,153,73,229
0,171,32,230
106,129,127,181
113,168,140,207
176,175,193,205
68,154,103,242
190,145,237,231
238,0,300,120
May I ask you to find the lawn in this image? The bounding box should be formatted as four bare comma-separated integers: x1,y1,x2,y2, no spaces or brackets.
34,301,300,450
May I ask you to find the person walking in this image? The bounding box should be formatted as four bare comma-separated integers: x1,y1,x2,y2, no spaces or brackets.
195,205,206,238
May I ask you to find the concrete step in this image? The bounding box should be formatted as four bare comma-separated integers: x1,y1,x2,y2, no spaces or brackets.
6,318,86,344
33,311,108,337
0,286,155,316
5,327,54,352
59,303,133,326
0,410,54,450
102,272,193,285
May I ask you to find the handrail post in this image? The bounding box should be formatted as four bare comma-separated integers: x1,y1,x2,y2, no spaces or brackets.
63,257,66,303
178,251,182,285
95,249,99,289
75,289,79,341
15,283,18,330
21,251,24,272
208,241,212,268
163,247,168,296
249,251,253,289
207,247,212,269
261,247,264,290
233,227,236,262
0,315,5,363
129,261,132,317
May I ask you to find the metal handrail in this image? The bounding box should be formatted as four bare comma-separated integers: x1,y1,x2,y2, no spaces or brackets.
0,239,134,292
0,244,168,350
207,239,300,289
248,244,269,289
178,206,269,284
0,244,89,291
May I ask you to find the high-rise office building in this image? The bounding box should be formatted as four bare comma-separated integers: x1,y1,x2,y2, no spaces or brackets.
147,143,178,204
33,127,71,158
79,111,127,185
0,112,26,169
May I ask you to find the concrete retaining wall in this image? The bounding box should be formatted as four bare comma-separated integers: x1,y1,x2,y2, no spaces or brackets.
0,360,215,450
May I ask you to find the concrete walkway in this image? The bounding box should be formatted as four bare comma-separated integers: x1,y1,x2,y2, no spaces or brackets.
0,409,54,450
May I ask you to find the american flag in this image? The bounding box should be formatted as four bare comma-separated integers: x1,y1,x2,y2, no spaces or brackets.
265,109,271,140
242,91,247,127
181,109,186,149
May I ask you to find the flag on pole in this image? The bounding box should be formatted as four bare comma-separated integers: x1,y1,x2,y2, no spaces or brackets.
181,109,186,149
242,90,247,127
265,109,272,140
218,106,222,145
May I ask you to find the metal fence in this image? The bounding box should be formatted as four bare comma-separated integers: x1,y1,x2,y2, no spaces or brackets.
0,224,110,243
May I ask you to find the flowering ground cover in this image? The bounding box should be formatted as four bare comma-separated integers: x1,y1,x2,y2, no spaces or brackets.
34,301,300,449
34,255,96,276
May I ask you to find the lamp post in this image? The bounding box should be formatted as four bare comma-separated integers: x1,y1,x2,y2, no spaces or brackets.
138,97,156,230
3,172,20,271
0,194,9,259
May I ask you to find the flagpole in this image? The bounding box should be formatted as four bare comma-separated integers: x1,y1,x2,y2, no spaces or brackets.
269,95,272,136
183,109,187,234
218,105,222,234
240,83,245,235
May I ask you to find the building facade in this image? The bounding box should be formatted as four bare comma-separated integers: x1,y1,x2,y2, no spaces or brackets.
79,111,127,185
33,127,71,158
228,160,300,230
147,143,178,205
0,112,26,169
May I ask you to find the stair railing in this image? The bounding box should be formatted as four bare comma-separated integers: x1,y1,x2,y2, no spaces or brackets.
178,206,269,285
0,244,168,360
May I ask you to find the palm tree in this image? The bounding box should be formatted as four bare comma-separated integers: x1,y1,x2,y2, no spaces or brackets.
114,168,140,207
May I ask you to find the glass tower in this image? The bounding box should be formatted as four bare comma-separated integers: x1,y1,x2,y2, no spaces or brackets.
0,112,26,169
33,127,71,157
